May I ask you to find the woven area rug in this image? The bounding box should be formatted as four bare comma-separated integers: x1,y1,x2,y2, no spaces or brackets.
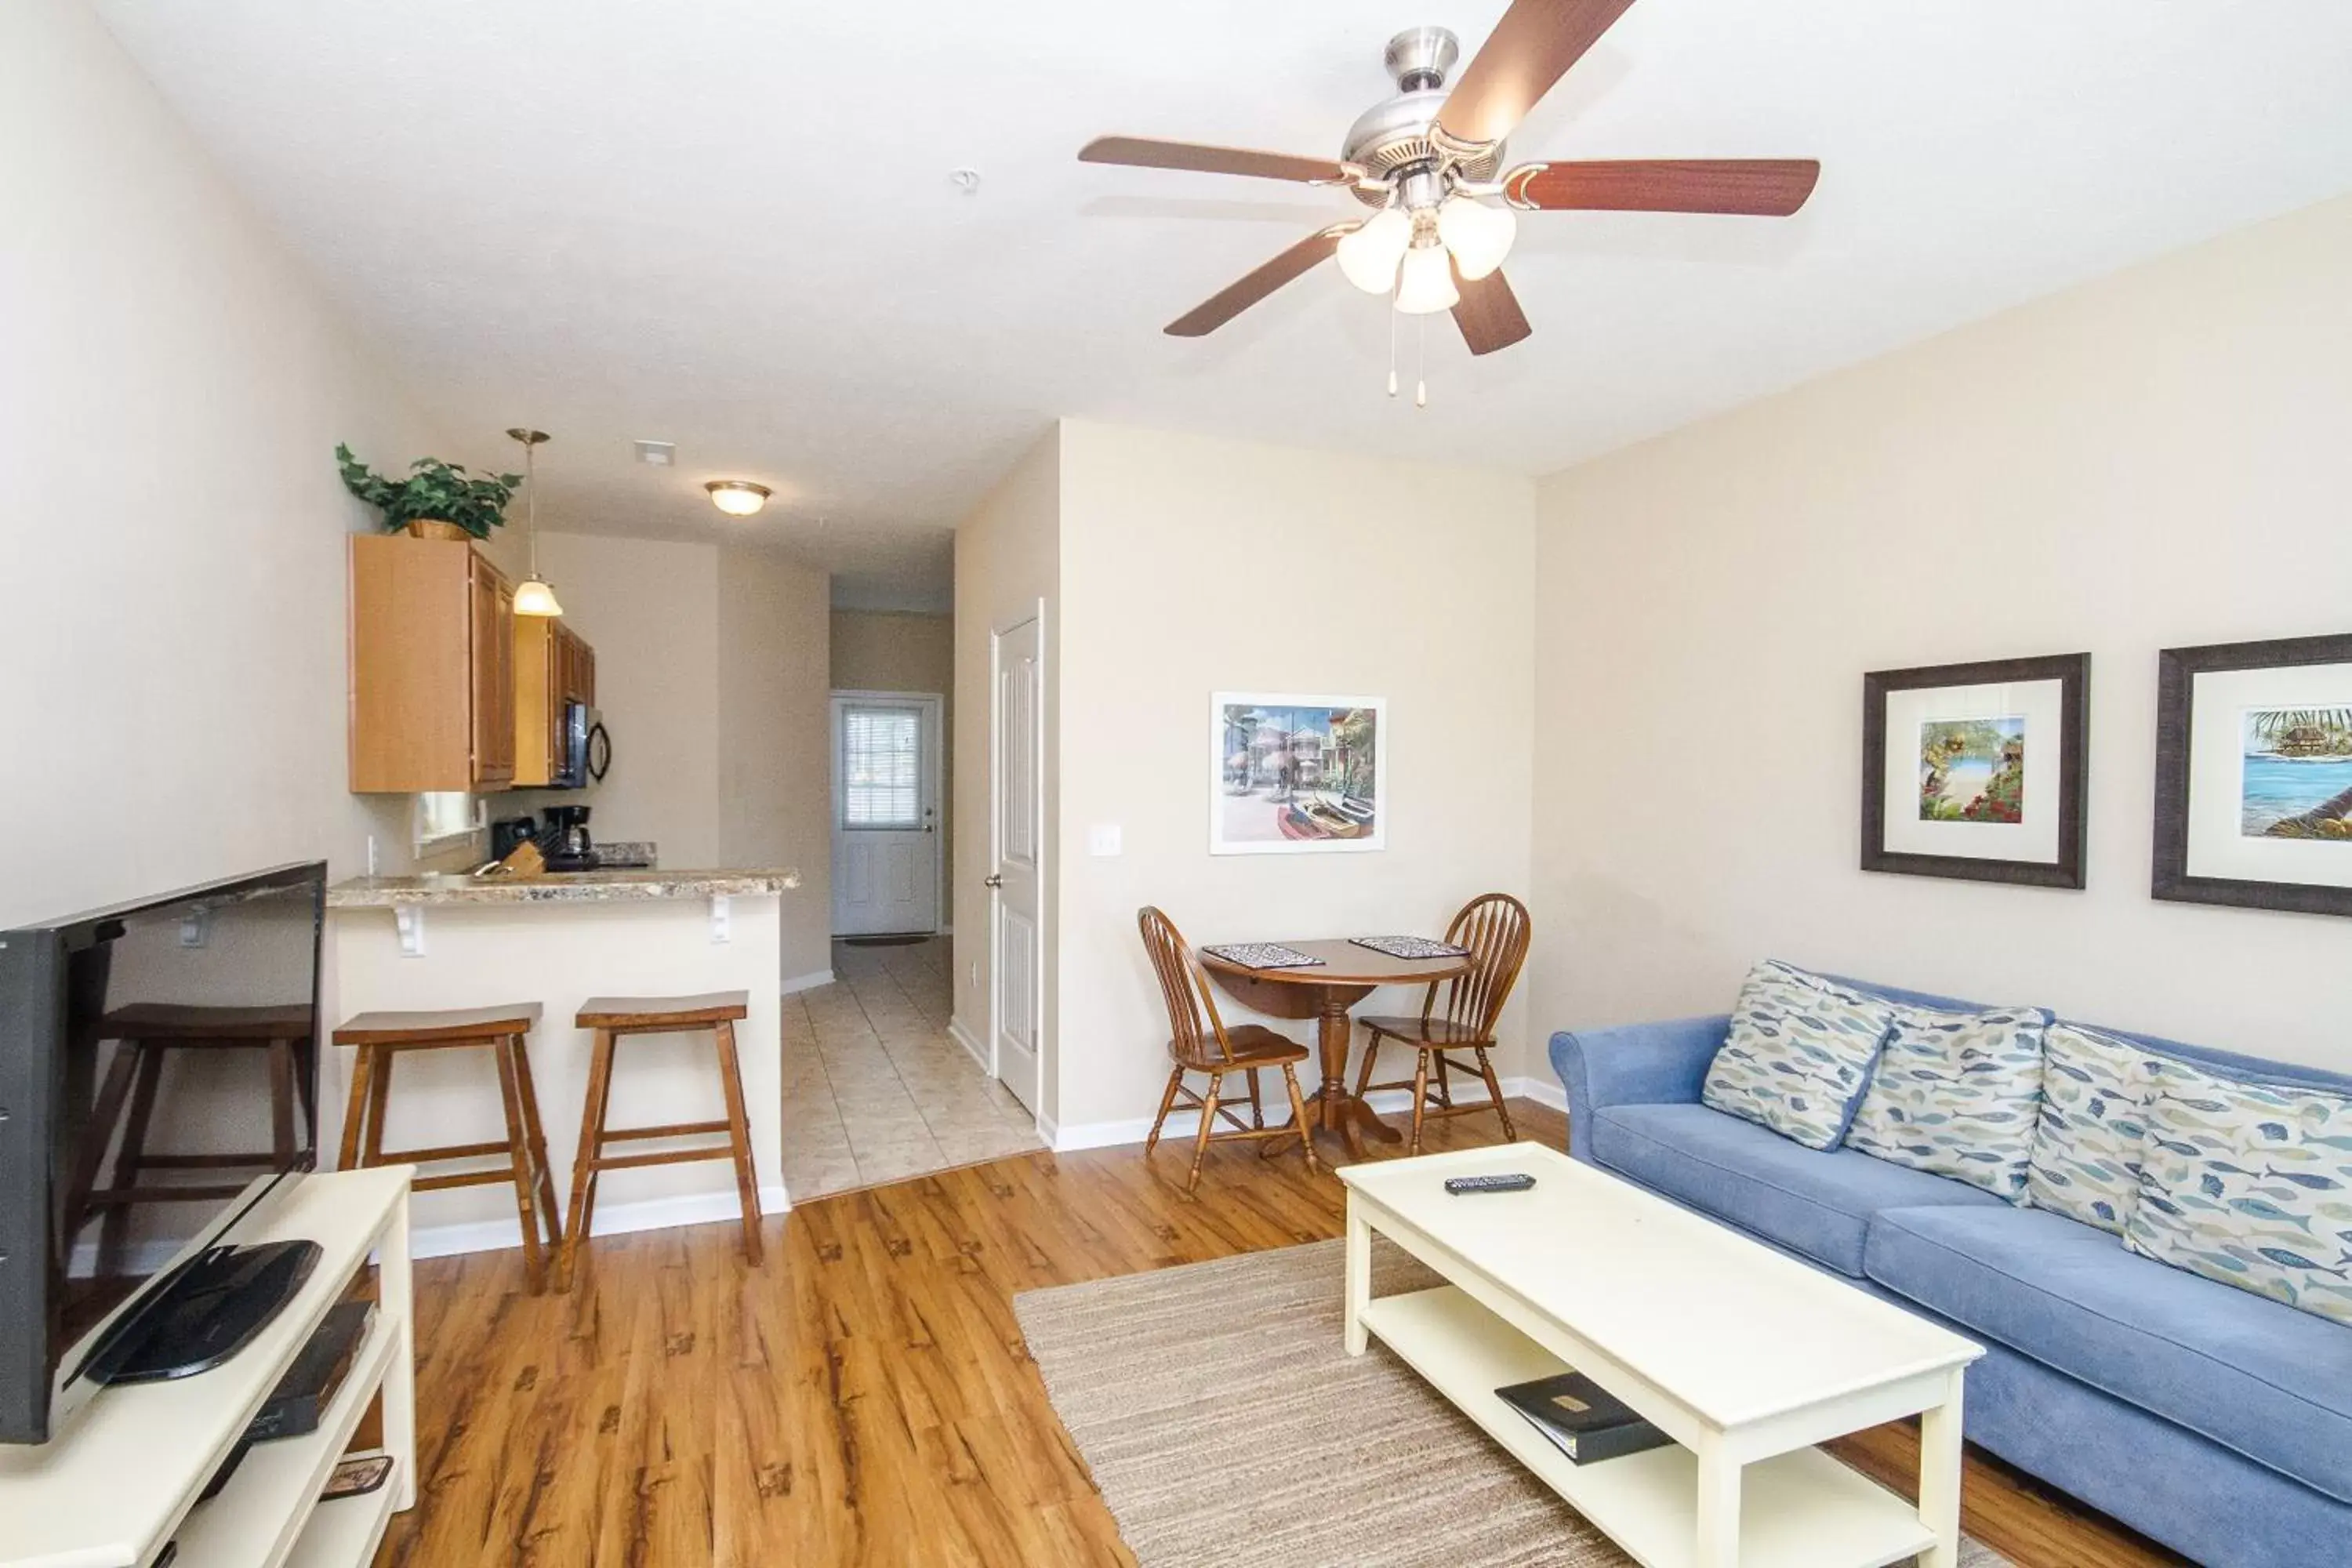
1014,1240,2012,1568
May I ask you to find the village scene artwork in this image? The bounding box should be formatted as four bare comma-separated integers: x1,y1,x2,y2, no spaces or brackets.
1918,717,2026,825
1214,696,1383,852
2241,707,2352,840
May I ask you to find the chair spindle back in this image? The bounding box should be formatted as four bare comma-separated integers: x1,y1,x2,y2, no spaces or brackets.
1422,892,1532,1040
1138,906,1233,1069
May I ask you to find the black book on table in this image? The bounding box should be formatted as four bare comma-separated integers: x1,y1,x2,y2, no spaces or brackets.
1494,1370,1672,1465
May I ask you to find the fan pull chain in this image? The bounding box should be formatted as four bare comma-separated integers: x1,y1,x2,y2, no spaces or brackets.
1416,314,1428,408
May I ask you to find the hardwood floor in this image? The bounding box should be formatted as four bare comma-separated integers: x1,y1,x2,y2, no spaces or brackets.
375,1099,2185,1567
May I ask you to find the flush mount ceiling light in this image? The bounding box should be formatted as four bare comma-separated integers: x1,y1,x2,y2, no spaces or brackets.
506,427,562,618
706,480,771,518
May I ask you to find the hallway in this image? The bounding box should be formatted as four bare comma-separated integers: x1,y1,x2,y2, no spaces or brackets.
779,936,1041,1200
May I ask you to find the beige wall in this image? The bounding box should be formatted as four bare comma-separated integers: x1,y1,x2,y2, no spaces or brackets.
831,609,956,918
1530,193,2352,1073
1054,421,1537,1131
951,429,1061,1112
519,532,832,981
724,552,835,983
0,0,459,923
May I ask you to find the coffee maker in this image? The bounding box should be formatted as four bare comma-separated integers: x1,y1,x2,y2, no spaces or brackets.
541,804,597,872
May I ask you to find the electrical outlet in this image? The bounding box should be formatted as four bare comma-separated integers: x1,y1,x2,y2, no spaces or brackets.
1088,823,1123,857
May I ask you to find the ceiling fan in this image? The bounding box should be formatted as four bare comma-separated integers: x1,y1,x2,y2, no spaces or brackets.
1079,0,1820,358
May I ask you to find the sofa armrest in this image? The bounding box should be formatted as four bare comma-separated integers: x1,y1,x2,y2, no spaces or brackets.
1548,1014,1730,1162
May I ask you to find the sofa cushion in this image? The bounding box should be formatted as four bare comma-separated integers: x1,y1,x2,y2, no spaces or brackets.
1864,1203,2352,1504
2127,1056,2352,1328
1700,960,1896,1150
2027,1022,2159,1234
1846,1003,2050,1201
1589,1102,2005,1277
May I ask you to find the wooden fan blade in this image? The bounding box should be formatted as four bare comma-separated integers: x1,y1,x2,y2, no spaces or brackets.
1436,0,1639,150
1165,226,1356,338
1506,159,1821,216
1080,136,1358,185
1451,265,1533,357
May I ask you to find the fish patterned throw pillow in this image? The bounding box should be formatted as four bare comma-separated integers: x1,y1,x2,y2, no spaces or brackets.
1846,1004,2051,1200
2025,1023,2158,1234
2125,1058,2352,1328
1700,961,1896,1151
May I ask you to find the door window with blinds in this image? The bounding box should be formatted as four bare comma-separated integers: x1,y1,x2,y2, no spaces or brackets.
838,702,925,829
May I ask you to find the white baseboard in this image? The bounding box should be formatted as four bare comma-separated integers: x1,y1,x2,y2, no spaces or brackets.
946,1016,991,1072
782,968,834,995
411,1182,791,1261
1050,1076,1566,1155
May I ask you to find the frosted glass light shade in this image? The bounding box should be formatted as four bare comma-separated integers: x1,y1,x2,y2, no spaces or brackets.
1334,208,1412,294
513,576,564,617
706,479,771,517
1392,241,1460,314
1437,194,1515,281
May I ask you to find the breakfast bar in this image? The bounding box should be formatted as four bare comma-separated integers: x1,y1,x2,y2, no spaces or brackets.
323,867,799,1256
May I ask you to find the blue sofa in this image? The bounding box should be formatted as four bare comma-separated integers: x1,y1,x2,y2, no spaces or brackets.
1549,977,2352,1568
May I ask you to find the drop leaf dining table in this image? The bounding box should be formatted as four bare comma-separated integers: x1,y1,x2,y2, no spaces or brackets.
1194,938,1472,1160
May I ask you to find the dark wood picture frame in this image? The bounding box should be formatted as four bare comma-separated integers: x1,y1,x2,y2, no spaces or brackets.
1861,653,2090,888
2153,632,2352,918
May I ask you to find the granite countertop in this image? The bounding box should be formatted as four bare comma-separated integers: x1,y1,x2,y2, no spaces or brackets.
327,867,801,908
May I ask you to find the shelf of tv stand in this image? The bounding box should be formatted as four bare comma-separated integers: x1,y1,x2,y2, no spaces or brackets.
0,1168,416,1568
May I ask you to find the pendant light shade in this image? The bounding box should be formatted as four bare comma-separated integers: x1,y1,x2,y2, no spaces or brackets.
1334,207,1413,295
506,427,562,618
512,576,563,617
1392,241,1460,315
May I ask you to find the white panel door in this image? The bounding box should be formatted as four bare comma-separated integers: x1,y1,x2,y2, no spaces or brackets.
991,618,1044,1114
831,695,942,936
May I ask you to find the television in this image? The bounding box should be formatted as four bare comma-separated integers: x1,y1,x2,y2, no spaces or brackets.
0,862,327,1445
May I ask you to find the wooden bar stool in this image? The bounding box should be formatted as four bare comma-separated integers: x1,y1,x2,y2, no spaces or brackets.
332,1003,564,1293
560,991,763,1287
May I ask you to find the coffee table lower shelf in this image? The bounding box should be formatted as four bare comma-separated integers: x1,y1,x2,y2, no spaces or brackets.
1358,1285,1939,1568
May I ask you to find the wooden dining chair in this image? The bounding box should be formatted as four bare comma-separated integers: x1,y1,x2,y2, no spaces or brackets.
1352,893,1532,1155
1137,906,1320,1192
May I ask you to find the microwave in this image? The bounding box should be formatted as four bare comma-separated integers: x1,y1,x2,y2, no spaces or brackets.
554,702,610,789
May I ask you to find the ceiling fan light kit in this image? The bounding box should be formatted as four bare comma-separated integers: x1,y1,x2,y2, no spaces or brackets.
1079,0,1820,371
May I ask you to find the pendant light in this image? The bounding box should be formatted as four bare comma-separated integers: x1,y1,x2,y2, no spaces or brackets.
506,428,563,618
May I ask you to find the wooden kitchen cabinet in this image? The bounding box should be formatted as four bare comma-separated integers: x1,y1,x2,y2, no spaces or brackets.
347,535,519,793
514,615,597,786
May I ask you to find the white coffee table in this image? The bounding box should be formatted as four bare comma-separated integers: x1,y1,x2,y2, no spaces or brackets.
1338,1143,1983,1568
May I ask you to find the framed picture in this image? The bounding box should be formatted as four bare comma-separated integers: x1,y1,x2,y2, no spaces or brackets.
1210,693,1385,855
1861,653,2089,887
2154,633,2352,917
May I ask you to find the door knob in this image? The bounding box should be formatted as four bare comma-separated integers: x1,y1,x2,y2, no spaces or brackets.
984,874,1004,889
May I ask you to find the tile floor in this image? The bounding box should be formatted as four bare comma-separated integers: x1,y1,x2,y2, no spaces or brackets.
779,935,1043,1201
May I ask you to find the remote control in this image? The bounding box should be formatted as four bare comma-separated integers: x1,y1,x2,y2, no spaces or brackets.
1444,1173,1536,1195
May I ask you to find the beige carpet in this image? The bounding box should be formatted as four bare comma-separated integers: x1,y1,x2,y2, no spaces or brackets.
1015,1239,2012,1568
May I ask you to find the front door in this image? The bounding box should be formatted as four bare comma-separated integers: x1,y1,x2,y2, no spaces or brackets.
830,693,942,936
991,618,1044,1114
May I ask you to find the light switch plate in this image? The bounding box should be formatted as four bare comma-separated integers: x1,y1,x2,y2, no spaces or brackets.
1088,824,1123,857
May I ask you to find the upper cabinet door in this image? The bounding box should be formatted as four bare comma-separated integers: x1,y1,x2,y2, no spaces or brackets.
470,556,517,787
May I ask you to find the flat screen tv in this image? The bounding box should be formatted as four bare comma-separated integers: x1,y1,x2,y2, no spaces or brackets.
0,862,327,1444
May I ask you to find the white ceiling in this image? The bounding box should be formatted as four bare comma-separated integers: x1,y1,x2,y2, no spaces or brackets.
97,1,2352,609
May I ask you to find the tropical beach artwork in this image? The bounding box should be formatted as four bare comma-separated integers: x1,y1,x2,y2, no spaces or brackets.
1918,717,2025,825
1212,695,1384,853
2241,707,2352,840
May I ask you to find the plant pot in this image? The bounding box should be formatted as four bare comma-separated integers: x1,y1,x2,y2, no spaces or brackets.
405,519,471,542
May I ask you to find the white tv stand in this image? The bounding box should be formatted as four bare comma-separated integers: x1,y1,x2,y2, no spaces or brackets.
0,1168,416,1568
